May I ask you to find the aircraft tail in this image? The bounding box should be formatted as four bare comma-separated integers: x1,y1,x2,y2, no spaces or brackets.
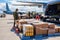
6,3,10,11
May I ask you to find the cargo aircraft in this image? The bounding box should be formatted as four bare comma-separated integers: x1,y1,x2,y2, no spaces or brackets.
3,1,48,14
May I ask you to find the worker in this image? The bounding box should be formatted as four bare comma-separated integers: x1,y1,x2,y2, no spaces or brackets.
28,12,31,19
35,13,40,20
13,9,19,28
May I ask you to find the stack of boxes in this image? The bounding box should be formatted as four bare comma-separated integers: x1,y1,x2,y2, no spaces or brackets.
15,19,60,37
32,22,48,35
55,27,60,33
23,24,34,36
48,23,55,34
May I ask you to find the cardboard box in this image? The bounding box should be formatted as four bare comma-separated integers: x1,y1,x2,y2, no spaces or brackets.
48,29,55,34
55,26,60,33
20,21,27,24
55,27,59,33
48,24,55,29
33,24,41,28
35,28,41,35
58,28,60,33
55,28,59,33
40,24,48,28
33,22,48,28
35,27,48,35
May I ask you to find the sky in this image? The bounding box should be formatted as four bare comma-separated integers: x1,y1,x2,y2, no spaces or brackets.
0,0,53,13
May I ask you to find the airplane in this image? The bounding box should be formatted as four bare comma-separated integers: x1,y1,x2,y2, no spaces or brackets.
3,1,48,14
12,1,48,8
3,3,13,14
3,3,25,14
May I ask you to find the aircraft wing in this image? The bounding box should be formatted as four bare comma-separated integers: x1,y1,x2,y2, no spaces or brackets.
12,1,48,7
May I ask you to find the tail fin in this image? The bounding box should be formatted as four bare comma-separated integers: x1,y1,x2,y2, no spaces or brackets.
6,3,10,11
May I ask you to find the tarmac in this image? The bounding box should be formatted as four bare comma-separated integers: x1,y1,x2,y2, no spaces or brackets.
0,14,20,40
0,14,60,40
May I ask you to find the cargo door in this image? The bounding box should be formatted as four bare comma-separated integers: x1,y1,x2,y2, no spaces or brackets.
45,4,57,16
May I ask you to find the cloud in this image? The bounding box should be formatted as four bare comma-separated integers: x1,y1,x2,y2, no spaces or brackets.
0,3,6,13
0,3,5,8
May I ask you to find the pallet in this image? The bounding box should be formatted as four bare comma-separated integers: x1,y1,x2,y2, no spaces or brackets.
18,33,60,40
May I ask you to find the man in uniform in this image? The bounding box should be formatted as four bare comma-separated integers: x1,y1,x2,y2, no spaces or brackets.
13,9,19,27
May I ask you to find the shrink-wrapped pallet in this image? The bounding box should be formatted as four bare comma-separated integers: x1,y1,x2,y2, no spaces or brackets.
23,24,34,36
